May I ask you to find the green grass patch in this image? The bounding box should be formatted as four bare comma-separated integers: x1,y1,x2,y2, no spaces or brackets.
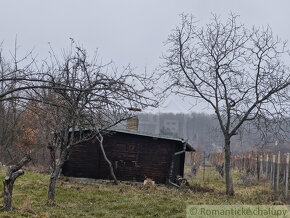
0,166,286,217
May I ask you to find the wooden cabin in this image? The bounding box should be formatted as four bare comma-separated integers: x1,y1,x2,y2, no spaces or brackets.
62,129,195,184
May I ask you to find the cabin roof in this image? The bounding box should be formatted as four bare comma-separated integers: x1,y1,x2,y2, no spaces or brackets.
63,127,195,152
110,129,195,152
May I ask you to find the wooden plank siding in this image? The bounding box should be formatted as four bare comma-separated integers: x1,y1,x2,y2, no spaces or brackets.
62,131,188,184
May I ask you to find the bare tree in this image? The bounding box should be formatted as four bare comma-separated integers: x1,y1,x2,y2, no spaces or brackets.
0,42,37,211
29,43,157,203
0,40,156,205
3,154,31,211
162,14,290,195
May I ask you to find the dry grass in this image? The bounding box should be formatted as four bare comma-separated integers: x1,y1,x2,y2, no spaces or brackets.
0,166,287,217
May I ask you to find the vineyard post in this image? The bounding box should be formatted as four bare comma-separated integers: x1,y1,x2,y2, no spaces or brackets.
266,154,269,178
242,154,245,172
260,154,263,177
203,152,205,182
285,153,289,199
256,154,260,181
272,154,276,189
275,151,280,192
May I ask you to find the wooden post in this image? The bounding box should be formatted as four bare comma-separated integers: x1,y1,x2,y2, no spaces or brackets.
256,154,260,181
260,154,263,177
265,154,269,177
203,152,205,182
248,153,251,175
272,155,276,189
285,153,289,199
253,154,255,174
242,154,245,172
275,151,280,192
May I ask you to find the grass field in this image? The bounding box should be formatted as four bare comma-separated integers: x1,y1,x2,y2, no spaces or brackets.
0,166,287,217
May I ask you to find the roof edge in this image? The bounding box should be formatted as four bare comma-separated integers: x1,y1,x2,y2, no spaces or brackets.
111,129,195,152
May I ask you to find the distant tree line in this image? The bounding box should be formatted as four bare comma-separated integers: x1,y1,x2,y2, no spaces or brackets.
137,112,290,154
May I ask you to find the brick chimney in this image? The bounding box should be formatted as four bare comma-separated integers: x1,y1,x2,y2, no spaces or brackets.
126,116,139,131
126,107,141,131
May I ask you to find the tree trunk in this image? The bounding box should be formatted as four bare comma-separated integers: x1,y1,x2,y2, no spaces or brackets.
3,175,18,211
224,137,234,196
47,147,67,203
3,155,31,211
48,168,60,203
98,133,118,185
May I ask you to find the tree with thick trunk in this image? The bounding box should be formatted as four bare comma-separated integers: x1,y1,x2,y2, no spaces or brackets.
33,42,157,203
0,40,156,206
224,137,234,195
3,154,31,211
162,14,290,195
47,143,68,203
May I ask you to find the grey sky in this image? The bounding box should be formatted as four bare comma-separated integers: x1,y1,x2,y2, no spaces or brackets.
1,0,290,113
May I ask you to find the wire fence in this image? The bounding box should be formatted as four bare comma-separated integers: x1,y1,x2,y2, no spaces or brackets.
210,151,289,200
184,152,201,179
185,152,223,185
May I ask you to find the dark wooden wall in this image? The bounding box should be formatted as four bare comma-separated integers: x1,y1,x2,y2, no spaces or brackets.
62,132,186,184
62,141,99,179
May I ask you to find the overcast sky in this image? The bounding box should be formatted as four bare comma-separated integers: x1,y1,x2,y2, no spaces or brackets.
1,0,289,113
